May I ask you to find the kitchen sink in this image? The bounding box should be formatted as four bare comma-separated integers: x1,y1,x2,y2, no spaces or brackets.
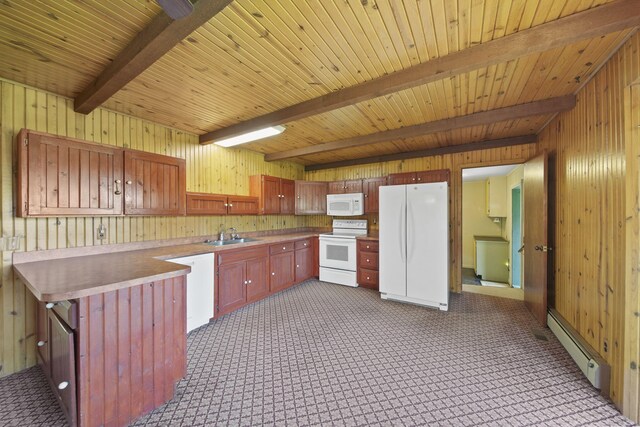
204,237,260,246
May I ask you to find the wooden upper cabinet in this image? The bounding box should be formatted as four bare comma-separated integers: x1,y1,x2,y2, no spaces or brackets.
250,175,295,214
186,192,258,215
17,129,124,217
124,150,186,216
363,177,387,213
388,169,450,185
280,178,295,214
328,179,363,194
295,180,328,215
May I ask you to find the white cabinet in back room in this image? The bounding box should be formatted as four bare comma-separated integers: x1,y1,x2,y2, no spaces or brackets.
169,253,215,332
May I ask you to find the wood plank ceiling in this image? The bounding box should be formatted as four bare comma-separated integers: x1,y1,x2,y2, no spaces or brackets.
0,0,636,168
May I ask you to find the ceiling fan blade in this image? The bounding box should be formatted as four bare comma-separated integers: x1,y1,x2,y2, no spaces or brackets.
157,0,194,20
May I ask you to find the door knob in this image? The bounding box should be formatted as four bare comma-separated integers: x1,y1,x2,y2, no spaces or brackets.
37,340,46,347
58,381,69,390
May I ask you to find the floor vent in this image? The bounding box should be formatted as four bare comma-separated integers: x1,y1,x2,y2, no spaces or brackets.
547,308,610,397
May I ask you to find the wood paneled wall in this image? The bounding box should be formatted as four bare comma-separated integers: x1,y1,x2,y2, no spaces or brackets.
0,79,305,378
537,31,640,411
304,143,538,293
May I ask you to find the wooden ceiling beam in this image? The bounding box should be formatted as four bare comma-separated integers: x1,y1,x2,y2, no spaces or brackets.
199,0,640,144
74,0,232,114
265,95,575,161
304,135,538,171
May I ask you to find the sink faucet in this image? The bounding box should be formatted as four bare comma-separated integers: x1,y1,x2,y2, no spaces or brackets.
228,227,239,240
218,224,226,241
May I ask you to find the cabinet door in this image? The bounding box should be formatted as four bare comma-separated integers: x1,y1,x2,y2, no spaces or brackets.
280,179,296,214
327,181,344,194
217,262,246,316
363,177,387,213
270,251,295,292
415,169,450,183
295,181,328,215
313,236,320,277
295,247,313,283
186,192,228,215
124,150,186,215
49,310,77,427
227,195,259,215
388,172,416,185
245,256,269,303
36,302,49,369
17,129,124,217
344,179,363,193
261,175,281,214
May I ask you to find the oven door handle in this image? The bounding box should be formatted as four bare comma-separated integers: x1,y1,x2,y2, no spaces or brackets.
320,236,356,245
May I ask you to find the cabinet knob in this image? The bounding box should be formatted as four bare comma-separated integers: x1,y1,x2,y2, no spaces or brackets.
412,178,416,181
304,243,307,246
366,245,370,249
224,203,228,207
126,180,133,185
283,247,286,250
366,259,370,262
45,302,55,309
244,280,248,285
229,204,233,207
114,179,122,195
248,280,252,284
58,381,69,390
367,276,370,280
37,340,46,347
296,264,300,268
271,272,275,276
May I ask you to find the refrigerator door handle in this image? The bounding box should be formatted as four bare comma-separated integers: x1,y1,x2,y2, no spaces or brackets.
399,203,405,262
408,202,415,261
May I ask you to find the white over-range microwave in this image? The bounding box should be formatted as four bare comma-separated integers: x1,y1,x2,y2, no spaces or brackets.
326,193,364,216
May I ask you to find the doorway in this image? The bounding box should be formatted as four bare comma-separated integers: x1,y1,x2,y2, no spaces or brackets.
461,163,524,300
511,185,522,288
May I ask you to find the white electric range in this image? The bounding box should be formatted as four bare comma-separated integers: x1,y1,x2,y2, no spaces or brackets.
319,219,368,287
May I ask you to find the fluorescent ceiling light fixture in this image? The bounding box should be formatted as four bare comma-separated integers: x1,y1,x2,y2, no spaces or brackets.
214,125,286,147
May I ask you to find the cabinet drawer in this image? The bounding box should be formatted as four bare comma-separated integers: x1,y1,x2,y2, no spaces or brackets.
269,242,295,255
358,251,379,269
294,239,312,250
217,245,268,265
49,300,78,330
357,240,379,253
358,268,379,287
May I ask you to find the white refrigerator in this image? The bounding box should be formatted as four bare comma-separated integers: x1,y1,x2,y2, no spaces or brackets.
379,182,449,311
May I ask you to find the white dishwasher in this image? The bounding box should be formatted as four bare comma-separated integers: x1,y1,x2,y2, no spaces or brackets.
168,253,215,333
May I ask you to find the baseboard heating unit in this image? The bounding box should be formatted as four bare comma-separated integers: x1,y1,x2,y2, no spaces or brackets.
547,308,611,397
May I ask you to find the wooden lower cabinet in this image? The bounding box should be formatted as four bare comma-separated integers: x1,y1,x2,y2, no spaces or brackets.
217,246,269,316
215,238,318,317
357,239,380,290
36,276,187,427
295,238,314,282
218,262,247,315
270,250,295,292
246,257,269,303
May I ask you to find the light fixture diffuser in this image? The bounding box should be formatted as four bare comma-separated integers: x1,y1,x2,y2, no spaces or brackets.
213,125,286,147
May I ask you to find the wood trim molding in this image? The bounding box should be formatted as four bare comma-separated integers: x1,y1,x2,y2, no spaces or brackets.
199,0,640,144
270,95,572,162
304,135,537,171
74,0,232,114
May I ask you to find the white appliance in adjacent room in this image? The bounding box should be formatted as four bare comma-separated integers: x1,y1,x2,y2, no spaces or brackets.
326,193,364,216
379,182,449,311
168,253,215,332
319,219,368,287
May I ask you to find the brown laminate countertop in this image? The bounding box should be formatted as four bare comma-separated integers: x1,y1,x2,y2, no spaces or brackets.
357,232,379,241
14,232,320,302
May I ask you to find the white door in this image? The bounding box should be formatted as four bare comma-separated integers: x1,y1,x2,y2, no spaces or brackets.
169,253,215,333
379,185,407,296
406,183,449,306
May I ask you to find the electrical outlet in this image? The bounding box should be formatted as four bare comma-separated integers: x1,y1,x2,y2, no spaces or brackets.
97,224,107,241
